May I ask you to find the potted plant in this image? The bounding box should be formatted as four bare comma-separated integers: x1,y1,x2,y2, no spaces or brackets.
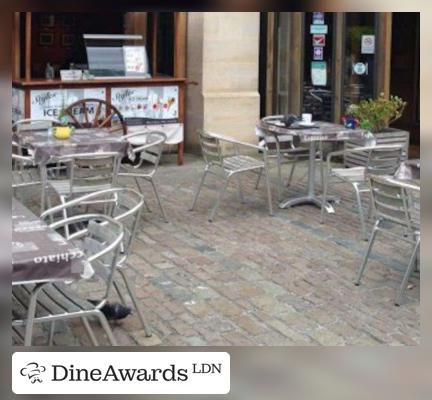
344,93,410,167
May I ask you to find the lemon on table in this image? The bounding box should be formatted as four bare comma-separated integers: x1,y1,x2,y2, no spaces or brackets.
54,126,72,139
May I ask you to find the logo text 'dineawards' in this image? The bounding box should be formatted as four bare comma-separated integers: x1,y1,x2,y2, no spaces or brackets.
12,352,230,394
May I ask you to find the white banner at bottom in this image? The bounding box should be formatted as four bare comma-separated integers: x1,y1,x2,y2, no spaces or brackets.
12,352,230,394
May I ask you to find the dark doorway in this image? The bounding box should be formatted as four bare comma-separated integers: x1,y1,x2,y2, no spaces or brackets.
390,13,420,156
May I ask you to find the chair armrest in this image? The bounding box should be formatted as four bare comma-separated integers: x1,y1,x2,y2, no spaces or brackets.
207,132,265,152
12,154,34,165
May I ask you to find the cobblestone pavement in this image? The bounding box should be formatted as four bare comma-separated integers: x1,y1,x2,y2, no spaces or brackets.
15,154,420,346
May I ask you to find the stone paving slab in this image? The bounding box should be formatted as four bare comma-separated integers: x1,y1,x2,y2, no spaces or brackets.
13,154,420,346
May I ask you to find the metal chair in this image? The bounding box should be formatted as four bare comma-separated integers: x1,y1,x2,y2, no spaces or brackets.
41,188,152,337
320,144,404,240
12,119,61,197
12,213,124,346
355,175,420,306
118,130,168,222
191,129,273,222
255,125,324,202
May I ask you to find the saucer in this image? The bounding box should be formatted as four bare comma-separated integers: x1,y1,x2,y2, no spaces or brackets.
298,121,316,127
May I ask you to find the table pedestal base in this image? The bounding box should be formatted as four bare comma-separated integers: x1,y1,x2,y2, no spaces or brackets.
279,195,339,212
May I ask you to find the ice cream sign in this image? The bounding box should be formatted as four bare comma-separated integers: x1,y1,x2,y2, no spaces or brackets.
30,88,106,119
111,86,178,120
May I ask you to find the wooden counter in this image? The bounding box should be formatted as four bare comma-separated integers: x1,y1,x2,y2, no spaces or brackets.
12,76,186,164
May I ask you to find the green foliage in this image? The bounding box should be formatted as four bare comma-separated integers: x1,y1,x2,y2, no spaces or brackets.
349,93,407,133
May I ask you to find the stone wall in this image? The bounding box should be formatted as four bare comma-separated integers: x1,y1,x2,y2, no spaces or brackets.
185,12,261,153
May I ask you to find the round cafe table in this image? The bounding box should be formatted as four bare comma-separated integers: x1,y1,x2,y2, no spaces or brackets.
257,116,368,210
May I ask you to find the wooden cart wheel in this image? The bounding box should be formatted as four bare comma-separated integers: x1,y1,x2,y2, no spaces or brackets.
63,98,127,135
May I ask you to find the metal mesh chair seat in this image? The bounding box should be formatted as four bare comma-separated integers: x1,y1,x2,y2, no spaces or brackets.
13,283,96,323
222,155,264,172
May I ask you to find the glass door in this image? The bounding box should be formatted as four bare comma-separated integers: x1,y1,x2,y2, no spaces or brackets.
343,13,377,110
302,12,335,121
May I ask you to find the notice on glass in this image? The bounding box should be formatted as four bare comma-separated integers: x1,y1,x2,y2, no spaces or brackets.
311,61,327,86
123,46,149,75
361,35,375,54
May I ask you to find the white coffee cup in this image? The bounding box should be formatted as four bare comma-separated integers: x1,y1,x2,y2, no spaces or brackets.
302,113,313,124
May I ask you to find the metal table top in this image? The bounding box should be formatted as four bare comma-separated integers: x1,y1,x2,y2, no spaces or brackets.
257,117,368,143
13,128,130,165
12,198,89,285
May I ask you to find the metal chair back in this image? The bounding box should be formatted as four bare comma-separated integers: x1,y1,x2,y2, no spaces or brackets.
136,131,166,170
49,152,121,196
49,213,124,301
198,129,224,167
41,188,144,263
256,126,295,156
367,145,404,176
12,118,61,133
370,175,419,230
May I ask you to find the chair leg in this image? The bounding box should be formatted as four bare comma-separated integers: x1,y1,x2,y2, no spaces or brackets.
113,280,128,305
48,321,56,346
255,168,262,190
81,317,99,346
395,238,420,306
135,177,151,212
320,170,330,224
190,168,209,211
236,174,245,203
263,167,274,216
287,158,297,187
319,157,324,189
59,196,70,239
276,156,282,202
209,175,231,222
355,221,380,286
353,184,368,240
95,311,117,346
150,179,168,222
118,269,152,337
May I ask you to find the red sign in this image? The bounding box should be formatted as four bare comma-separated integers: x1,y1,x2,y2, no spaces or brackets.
312,34,326,47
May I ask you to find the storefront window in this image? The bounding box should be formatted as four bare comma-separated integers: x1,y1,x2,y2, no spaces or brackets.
302,12,335,121
343,13,377,109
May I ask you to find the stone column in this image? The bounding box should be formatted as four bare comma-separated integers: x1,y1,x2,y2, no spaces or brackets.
186,12,261,153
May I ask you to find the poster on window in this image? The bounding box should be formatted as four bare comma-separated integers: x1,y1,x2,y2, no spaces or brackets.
361,35,375,54
30,88,106,120
12,87,25,122
111,86,179,123
311,61,327,86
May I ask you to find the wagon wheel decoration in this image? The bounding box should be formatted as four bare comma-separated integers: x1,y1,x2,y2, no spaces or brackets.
63,98,127,135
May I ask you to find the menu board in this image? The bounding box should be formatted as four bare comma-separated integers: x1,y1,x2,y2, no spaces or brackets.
12,87,25,123
111,86,179,121
30,88,106,120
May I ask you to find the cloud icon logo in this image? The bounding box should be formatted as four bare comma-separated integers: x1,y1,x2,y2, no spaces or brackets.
20,362,46,383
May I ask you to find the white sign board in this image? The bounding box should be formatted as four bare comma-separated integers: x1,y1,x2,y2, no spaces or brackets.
30,88,106,120
123,46,149,75
111,86,179,120
12,87,25,122
361,35,375,54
